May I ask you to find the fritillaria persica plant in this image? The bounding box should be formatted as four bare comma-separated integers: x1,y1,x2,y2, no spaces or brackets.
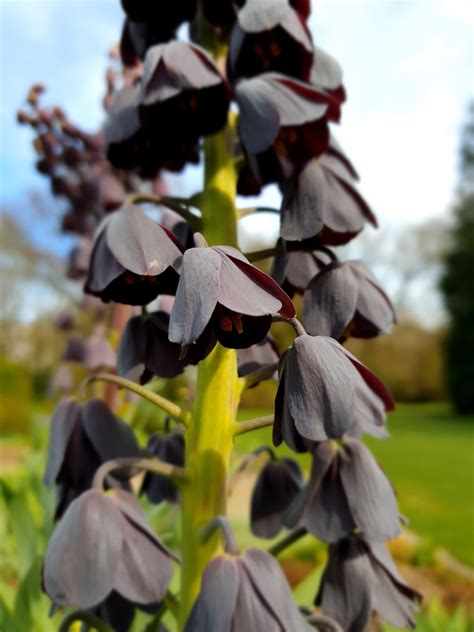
18,1,422,630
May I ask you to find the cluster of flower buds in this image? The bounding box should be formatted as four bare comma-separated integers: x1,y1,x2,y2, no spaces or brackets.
17,84,126,237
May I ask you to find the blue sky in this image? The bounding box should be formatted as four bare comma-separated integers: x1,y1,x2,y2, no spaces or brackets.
1,1,473,235
0,0,473,320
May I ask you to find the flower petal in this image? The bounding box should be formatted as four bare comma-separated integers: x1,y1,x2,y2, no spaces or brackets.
44,490,123,609
107,203,181,276
169,248,221,344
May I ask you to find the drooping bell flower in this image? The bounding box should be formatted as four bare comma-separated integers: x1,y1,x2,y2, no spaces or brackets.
120,18,175,68
85,203,182,305
118,310,216,384
61,336,86,363
169,235,295,350
67,237,92,280
237,335,280,381
49,365,74,396
54,310,75,331
120,0,196,28
316,536,421,631
291,0,310,18
142,432,185,504
202,0,239,26
44,398,141,518
43,489,175,610
311,45,346,104
228,0,313,81
284,439,400,542
280,135,377,244
237,160,263,196
250,456,303,538
271,247,332,297
104,85,158,175
235,73,339,184
303,260,396,341
184,548,313,631
273,335,395,451
91,591,154,632
83,335,117,372
139,41,230,145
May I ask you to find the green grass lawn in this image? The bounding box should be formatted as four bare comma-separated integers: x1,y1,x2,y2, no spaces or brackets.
236,402,474,566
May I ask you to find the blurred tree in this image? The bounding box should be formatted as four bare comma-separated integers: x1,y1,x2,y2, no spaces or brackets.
440,101,474,414
0,204,84,407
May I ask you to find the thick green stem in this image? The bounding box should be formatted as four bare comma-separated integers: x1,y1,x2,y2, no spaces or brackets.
201,118,238,247
179,344,242,626
178,29,240,627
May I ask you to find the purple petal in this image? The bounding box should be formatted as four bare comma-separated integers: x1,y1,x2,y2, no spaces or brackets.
44,490,123,608
286,336,357,440
81,399,140,462
113,514,173,604
340,438,400,541
169,248,221,344
184,557,240,631
303,262,358,338
44,399,81,487
107,203,181,276
242,548,310,630
319,539,374,631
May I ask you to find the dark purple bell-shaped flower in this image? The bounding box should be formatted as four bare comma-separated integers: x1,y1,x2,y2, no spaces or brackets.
235,72,340,184
84,334,117,371
184,548,312,631
273,335,395,451
142,432,185,504
44,398,141,518
54,310,75,331
120,0,195,28
90,590,159,632
120,19,175,67
139,41,230,143
67,237,92,280
118,310,216,384
284,438,400,542
169,237,295,350
280,136,377,244
311,45,346,104
303,260,396,341
237,335,280,380
105,85,195,177
49,365,74,396
228,0,313,81
43,489,175,610
271,248,332,297
104,85,145,171
85,203,182,305
251,456,303,538
61,336,86,363
316,536,422,631
201,0,239,26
